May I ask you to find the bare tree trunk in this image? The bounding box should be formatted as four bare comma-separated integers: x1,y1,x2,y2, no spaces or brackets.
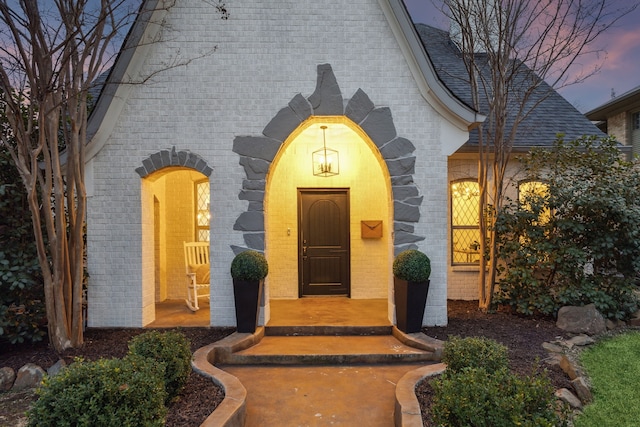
0,0,131,351
477,133,489,309
0,0,226,351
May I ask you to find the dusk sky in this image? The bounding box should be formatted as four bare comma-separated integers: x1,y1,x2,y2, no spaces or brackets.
404,0,640,113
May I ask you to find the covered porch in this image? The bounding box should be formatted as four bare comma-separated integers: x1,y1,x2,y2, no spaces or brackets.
148,297,390,329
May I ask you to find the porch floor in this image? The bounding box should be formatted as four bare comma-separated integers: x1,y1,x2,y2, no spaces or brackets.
148,299,210,328
148,297,390,328
268,297,390,327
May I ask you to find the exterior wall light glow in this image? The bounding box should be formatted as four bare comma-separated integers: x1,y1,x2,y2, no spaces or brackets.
313,125,339,177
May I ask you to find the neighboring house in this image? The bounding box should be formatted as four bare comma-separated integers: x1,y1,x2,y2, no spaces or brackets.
585,85,640,158
85,0,601,329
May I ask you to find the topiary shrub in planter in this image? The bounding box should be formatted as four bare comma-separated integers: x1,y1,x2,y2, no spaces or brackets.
127,330,192,403
231,250,269,281
393,249,431,283
231,250,268,333
27,355,167,427
393,249,431,333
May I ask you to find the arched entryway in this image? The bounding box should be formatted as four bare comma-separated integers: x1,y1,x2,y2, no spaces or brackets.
266,117,392,303
137,149,212,326
232,64,426,327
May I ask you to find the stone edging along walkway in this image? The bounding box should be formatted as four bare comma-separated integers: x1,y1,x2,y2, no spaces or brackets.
191,328,266,427
190,327,445,427
394,363,447,427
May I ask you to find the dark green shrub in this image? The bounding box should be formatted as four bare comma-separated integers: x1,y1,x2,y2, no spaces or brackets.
431,367,563,427
0,145,46,344
27,355,167,427
392,249,431,282
230,250,269,281
495,136,640,320
127,330,192,402
442,336,509,374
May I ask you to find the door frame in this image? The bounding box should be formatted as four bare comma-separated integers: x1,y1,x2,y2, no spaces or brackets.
297,188,351,297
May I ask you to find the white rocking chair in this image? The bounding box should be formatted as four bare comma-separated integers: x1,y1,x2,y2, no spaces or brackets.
184,241,210,312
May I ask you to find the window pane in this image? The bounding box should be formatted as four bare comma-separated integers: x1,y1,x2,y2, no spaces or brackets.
518,181,547,204
198,230,210,242
196,181,210,227
518,180,550,224
452,228,481,263
195,180,210,242
451,181,479,226
451,180,480,264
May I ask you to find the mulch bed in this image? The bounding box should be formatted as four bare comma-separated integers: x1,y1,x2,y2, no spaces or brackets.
1,301,571,426
0,327,234,427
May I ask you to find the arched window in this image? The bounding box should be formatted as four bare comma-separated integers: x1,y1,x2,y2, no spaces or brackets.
451,179,480,265
518,180,550,225
195,179,210,242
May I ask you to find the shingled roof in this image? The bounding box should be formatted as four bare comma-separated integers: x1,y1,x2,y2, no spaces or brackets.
415,24,604,152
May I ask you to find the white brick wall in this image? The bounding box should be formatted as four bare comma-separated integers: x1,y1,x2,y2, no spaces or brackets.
87,0,456,328
446,156,536,301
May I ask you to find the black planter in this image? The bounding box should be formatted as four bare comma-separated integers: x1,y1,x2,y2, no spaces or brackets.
232,279,264,333
394,277,430,333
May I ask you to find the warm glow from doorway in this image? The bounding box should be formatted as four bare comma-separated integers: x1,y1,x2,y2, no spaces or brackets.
265,116,392,300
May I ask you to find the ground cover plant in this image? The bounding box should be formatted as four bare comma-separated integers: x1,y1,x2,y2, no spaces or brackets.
128,331,193,403
0,328,232,427
27,355,167,427
574,331,640,427
419,302,572,426
28,330,197,426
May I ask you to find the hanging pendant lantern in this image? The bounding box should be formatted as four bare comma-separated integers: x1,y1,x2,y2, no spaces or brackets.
312,125,339,177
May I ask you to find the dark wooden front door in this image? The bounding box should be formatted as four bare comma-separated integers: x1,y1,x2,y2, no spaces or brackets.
298,189,350,296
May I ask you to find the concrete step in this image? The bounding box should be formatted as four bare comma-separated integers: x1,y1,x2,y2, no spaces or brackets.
219,335,439,366
265,325,393,336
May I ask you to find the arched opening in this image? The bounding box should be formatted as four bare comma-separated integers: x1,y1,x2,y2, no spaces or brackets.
141,166,210,326
230,64,425,328
265,116,393,320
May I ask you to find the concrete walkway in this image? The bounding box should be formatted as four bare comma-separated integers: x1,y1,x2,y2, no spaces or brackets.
222,363,426,426
191,298,446,427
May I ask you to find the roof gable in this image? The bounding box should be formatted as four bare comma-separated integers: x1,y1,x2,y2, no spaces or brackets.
415,24,604,150
85,0,484,161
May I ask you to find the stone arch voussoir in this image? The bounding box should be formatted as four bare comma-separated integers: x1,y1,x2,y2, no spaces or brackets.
135,146,212,178
232,63,425,255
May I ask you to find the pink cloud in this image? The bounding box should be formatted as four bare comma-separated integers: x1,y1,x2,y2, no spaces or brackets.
598,27,640,71
554,21,640,110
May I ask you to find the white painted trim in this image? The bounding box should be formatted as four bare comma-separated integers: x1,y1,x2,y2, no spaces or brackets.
379,0,485,154
86,0,168,162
